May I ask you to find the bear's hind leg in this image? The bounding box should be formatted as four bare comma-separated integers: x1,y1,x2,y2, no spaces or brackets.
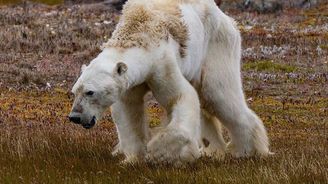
200,109,226,159
200,11,270,157
111,84,150,163
201,68,270,157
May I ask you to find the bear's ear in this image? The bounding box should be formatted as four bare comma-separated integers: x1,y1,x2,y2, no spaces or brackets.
81,64,87,74
116,62,128,76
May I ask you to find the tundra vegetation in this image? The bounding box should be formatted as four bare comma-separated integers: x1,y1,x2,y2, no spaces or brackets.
0,1,327,183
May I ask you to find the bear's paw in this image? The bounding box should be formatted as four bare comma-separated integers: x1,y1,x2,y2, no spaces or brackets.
146,128,200,165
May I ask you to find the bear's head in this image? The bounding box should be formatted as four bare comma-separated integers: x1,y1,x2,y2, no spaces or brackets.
68,54,128,129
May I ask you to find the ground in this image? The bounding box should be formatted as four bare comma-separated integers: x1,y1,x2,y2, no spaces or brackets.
0,1,327,183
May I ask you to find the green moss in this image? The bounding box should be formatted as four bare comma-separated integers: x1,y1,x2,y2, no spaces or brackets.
147,107,163,127
243,60,297,73
320,44,328,50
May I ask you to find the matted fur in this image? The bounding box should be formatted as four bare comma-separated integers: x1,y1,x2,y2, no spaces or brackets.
103,0,189,57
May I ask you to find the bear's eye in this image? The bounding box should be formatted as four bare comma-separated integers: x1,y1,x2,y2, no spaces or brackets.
85,91,94,96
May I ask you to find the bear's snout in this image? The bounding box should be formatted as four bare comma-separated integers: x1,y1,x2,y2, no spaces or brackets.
81,116,96,129
69,115,81,124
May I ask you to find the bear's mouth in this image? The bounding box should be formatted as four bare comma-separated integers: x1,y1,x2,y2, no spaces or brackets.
82,116,96,129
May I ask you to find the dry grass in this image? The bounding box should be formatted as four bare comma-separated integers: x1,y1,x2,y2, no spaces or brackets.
0,1,327,184
0,89,327,183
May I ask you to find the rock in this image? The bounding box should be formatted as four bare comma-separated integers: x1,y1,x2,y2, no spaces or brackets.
238,0,323,13
215,0,222,7
103,0,127,10
65,0,127,10
240,0,282,13
64,0,104,5
299,0,318,8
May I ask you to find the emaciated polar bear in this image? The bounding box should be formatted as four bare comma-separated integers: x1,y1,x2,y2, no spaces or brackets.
69,0,270,164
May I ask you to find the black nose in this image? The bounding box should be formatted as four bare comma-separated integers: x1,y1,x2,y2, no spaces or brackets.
69,116,81,124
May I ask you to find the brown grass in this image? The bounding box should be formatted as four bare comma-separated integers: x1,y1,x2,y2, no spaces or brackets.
0,89,327,183
0,1,327,184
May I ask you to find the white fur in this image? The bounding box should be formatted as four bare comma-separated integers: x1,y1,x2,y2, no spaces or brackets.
200,110,226,159
70,0,270,164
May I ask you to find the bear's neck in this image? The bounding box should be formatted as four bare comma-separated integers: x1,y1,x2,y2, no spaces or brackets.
101,38,179,91
100,47,153,89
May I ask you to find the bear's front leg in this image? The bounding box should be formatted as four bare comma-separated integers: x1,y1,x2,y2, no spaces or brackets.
111,84,149,164
146,63,201,165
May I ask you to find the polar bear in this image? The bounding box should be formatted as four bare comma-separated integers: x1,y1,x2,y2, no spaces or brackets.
69,0,270,164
